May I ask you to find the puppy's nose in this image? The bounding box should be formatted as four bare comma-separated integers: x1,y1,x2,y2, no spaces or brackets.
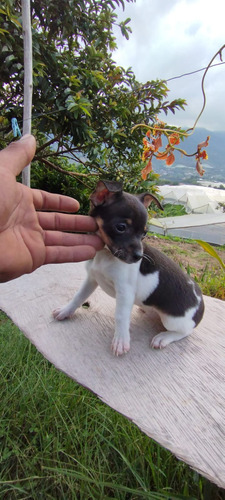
133,251,143,262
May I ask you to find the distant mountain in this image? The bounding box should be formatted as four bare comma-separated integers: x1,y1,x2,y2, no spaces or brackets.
152,128,225,185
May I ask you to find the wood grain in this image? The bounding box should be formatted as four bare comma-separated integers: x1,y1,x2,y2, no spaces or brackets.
0,262,225,487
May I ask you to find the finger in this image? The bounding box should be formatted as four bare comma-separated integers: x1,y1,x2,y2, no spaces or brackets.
43,230,104,250
33,189,80,213
0,135,36,176
44,245,98,265
38,212,99,233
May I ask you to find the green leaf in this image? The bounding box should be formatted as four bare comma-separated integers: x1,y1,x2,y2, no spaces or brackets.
11,16,22,28
196,240,225,270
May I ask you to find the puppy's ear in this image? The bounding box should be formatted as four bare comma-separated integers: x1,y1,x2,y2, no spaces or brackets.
138,192,163,211
90,180,123,206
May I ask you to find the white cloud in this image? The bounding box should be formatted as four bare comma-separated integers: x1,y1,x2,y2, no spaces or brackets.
113,0,225,131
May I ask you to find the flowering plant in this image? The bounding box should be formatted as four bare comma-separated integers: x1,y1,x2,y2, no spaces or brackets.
136,121,210,180
132,44,225,182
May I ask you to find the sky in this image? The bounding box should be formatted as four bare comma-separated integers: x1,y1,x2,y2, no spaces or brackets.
113,0,225,132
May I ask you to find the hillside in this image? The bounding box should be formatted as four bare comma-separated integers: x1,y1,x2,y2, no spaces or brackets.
152,127,225,185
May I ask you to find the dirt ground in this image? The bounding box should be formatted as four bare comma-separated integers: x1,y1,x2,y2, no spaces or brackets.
145,235,225,275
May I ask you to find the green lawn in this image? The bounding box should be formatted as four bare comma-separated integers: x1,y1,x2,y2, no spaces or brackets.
0,310,207,500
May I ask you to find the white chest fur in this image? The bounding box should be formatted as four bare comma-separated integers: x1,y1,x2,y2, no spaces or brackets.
87,248,159,305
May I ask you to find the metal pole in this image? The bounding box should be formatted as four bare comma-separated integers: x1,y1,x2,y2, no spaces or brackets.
22,0,32,186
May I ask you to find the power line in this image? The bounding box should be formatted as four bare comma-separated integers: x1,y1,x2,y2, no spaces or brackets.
167,61,225,82
4,60,225,129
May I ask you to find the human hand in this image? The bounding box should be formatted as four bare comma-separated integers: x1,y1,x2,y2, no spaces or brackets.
0,135,103,282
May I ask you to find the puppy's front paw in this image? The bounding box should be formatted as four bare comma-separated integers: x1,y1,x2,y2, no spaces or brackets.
111,337,130,356
52,305,74,321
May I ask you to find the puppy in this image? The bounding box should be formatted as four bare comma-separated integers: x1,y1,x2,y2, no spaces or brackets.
53,180,204,355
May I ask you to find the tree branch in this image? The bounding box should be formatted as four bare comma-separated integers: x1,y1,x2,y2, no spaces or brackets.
35,134,62,154
35,156,98,178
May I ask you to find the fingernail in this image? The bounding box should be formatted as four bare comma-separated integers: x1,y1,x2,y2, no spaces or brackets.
20,134,32,141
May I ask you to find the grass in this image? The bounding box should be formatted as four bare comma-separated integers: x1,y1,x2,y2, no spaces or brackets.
0,311,207,500
1,236,225,499
195,268,225,300
147,234,225,301
158,204,187,218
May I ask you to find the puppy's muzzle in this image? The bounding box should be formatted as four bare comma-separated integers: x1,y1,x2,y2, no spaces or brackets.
112,248,143,264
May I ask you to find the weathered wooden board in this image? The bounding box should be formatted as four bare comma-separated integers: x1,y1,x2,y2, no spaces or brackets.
0,262,225,487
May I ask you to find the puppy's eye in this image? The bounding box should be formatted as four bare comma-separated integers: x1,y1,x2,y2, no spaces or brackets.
142,230,147,240
115,223,127,233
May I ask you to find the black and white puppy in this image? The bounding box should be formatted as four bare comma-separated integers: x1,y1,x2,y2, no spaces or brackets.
53,181,204,355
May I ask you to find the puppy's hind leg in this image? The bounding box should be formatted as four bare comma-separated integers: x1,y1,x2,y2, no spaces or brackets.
150,311,194,349
53,276,98,321
151,329,192,349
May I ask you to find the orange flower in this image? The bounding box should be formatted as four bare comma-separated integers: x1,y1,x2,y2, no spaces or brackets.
197,136,210,149
141,159,152,180
156,143,175,166
166,151,175,166
153,120,165,136
142,150,148,161
194,136,209,176
142,143,155,161
196,160,205,176
168,132,180,146
196,150,208,160
153,135,162,151
156,150,168,160
140,125,209,181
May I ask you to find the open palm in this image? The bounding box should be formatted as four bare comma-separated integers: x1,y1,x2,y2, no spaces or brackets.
0,135,103,282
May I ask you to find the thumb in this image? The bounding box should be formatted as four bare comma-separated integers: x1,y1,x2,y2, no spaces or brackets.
0,134,36,176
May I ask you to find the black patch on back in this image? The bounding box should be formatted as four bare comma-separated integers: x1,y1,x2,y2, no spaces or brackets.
192,297,205,325
141,242,204,324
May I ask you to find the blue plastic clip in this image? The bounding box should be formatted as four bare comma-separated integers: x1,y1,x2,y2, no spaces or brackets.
11,118,22,138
